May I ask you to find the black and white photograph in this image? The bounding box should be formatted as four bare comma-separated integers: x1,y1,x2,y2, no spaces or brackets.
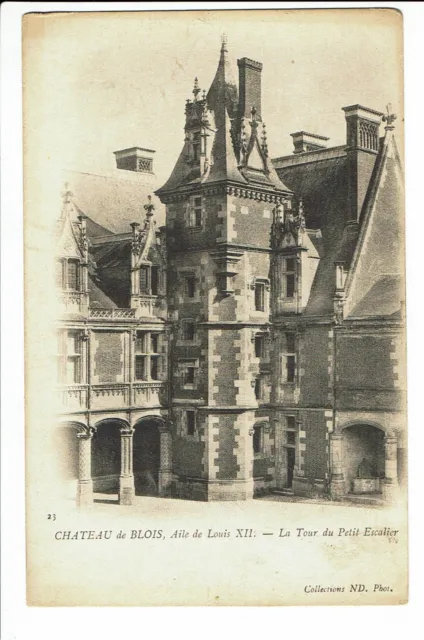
20,6,408,607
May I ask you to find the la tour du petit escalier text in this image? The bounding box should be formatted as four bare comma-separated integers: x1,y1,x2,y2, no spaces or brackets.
54,525,399,541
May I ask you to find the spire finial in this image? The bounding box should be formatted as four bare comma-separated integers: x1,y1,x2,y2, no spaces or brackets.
221,33,228,51
144,195,155,217
382,102,397,127
192,77,201,101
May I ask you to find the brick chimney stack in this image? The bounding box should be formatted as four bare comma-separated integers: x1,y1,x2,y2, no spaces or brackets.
113,147,155,174
237,57,263,120
290,131,329,154
342,105,383,222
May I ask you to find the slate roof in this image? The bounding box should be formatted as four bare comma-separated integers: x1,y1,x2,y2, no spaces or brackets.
349,274,403,318
65,168,165,235
88,276,118,309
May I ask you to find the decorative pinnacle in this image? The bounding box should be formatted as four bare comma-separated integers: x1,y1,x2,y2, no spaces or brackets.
221,33,228,51
382,102,397,127
192,77,201,101
144,195,155,217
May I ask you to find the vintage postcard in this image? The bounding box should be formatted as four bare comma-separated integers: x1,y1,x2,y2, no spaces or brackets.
23,7,407,606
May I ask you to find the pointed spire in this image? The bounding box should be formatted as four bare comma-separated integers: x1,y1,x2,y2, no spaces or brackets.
206,38,238,126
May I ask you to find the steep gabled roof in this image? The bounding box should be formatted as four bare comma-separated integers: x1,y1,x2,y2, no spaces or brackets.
344,128,404,319
64,168,165,234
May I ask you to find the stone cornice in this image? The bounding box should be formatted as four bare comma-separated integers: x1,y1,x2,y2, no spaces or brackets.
158,181,291,204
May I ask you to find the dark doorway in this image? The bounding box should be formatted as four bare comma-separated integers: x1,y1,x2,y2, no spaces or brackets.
92,422,121,494
133,421,161,496
286,447,295,489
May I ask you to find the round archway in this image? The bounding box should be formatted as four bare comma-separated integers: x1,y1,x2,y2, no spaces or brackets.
133,418,162,496
92,420,122,495
341,423,385,494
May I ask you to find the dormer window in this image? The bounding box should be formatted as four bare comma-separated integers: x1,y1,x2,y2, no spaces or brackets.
56,258,80,291
139,264,160,296
67,260,80,290
282,257,296,299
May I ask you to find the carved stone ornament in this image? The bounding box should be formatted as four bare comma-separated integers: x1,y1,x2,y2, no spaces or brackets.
271,199,305,248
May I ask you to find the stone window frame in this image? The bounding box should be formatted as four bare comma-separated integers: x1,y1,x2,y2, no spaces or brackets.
252,277,270,313
57,329,84,385
134,330,162,382
176,408,199,441
178,358,199,390
185,409,197,438
284,414,297,447
254,376,264,402
187,193,204,229
180,318,197,344
252,420,271,459
281,256,297,300
139,262,161,296
254,332,266,358
178,267,201,302
56,258,81,291
281,332,297,385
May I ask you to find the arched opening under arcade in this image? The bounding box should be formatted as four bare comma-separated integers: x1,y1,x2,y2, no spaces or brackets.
92,420,122,497
342,423,385,495
133,418,162,496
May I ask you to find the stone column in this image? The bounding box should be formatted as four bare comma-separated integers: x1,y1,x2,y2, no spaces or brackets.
119,427,135,505
158,425,173,496
77,429,93,507
273,419,285,489
382,431,398,502
330,432,345,499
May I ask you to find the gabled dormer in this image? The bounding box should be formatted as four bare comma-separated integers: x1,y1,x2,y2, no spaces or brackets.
56,185,89,316
130,196,167,319
271,198,322,316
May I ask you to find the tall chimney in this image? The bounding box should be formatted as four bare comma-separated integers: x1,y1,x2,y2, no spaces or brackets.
342,105,383,222
113,147,155,173
237,57,263,120
290,131,329,154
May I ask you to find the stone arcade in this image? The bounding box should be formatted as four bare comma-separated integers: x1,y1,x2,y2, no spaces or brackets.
55,40,406,505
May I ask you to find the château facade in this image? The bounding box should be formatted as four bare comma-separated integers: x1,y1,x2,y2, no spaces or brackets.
56,41,406,506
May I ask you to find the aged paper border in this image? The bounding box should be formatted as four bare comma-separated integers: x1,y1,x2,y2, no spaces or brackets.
2,0,423,636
